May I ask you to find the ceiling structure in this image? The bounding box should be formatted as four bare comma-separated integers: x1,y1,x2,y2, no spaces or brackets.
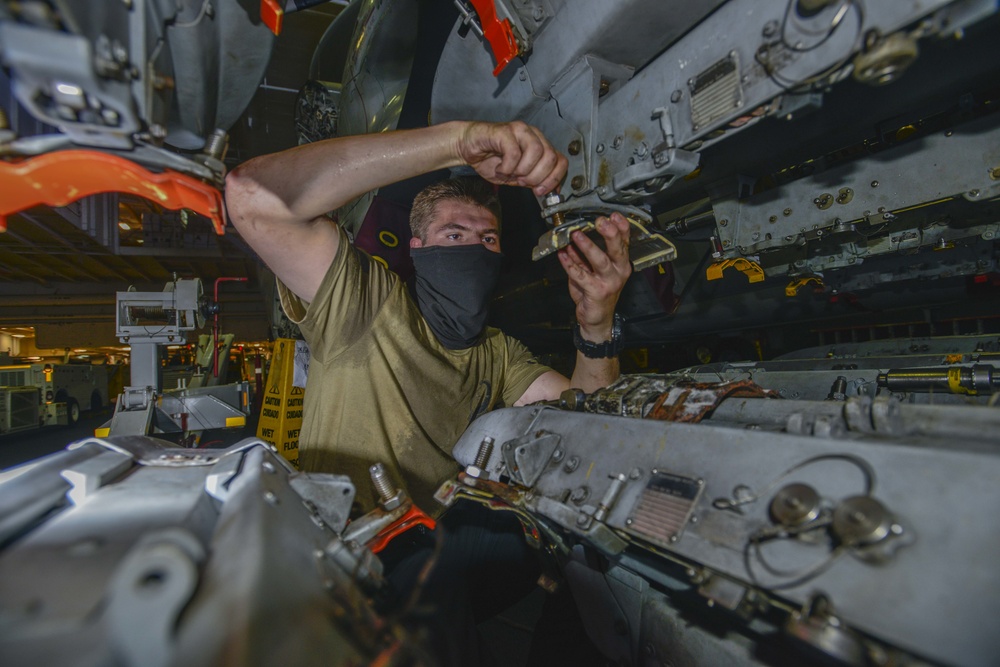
0,2,346,353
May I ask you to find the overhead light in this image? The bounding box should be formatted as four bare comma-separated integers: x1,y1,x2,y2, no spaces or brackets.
55,82,82,96
119,222,131,231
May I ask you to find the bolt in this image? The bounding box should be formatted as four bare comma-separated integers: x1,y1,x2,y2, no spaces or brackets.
576,514,589,527
598,80,610,97
871,180,879,187
564,455,581,473
569,486,590,504
370,463,396,502
968,189,981,198
769,215,778,223
719,219,728,227
596,143,605,154
204,128,228,160
625,517,634,526
473,436,495,468
751,231,760,241
628,467,642,480
671,89,682,103
990,168,1000,180
518,69,527,81
783,208,792,216
612,136,623,149
568,139,581,155
571,175,585,190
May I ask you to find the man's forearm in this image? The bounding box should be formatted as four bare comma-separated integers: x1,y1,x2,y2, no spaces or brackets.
227,121,471,228
569,353,620,393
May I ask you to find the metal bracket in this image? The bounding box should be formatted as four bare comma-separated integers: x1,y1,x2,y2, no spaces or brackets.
533,201,677,272
786,276,825,297
706,258,765,283
0,149,225,233
501,431,563,488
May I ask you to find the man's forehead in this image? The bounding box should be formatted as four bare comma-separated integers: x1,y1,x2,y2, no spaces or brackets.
429,200,499,232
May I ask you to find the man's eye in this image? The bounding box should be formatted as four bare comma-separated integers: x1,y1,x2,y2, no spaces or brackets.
446,233,461,241
483,236,497,244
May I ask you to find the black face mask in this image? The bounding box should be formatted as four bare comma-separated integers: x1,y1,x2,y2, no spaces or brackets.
410,244,504,349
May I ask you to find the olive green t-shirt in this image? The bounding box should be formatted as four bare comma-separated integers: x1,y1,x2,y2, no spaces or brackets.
279,227,550,515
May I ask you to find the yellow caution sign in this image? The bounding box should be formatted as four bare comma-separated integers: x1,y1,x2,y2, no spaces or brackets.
256,338,308,468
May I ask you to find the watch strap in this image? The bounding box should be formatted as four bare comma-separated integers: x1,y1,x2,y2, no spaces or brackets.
573,314,624,358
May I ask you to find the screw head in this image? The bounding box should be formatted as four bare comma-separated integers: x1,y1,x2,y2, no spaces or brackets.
568,140,581,156
571,175,585,190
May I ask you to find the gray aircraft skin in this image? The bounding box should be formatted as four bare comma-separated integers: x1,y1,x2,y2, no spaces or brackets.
1,2,1000,666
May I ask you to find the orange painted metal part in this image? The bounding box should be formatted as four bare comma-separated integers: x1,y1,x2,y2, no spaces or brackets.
260,0,284,35
0,150,225,234
468,0,520,76
369,504,437,554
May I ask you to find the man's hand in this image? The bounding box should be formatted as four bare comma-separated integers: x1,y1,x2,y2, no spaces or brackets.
558,212,632,339
457,121,568,197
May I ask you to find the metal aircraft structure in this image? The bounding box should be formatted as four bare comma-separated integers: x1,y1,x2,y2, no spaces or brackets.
1,2,1000,666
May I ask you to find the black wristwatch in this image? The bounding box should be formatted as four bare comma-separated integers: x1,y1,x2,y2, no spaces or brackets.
573,314,624,358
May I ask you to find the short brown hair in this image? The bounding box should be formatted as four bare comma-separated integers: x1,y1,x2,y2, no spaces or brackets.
409,176,502,242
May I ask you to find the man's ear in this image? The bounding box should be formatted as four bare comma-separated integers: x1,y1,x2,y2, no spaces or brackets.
409,237,423,249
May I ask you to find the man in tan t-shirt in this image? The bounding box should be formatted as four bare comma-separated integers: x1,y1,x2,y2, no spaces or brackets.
225,120,632,514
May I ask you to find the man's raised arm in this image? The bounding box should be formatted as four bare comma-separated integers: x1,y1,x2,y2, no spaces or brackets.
224,121,568,302
515,212,632,404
